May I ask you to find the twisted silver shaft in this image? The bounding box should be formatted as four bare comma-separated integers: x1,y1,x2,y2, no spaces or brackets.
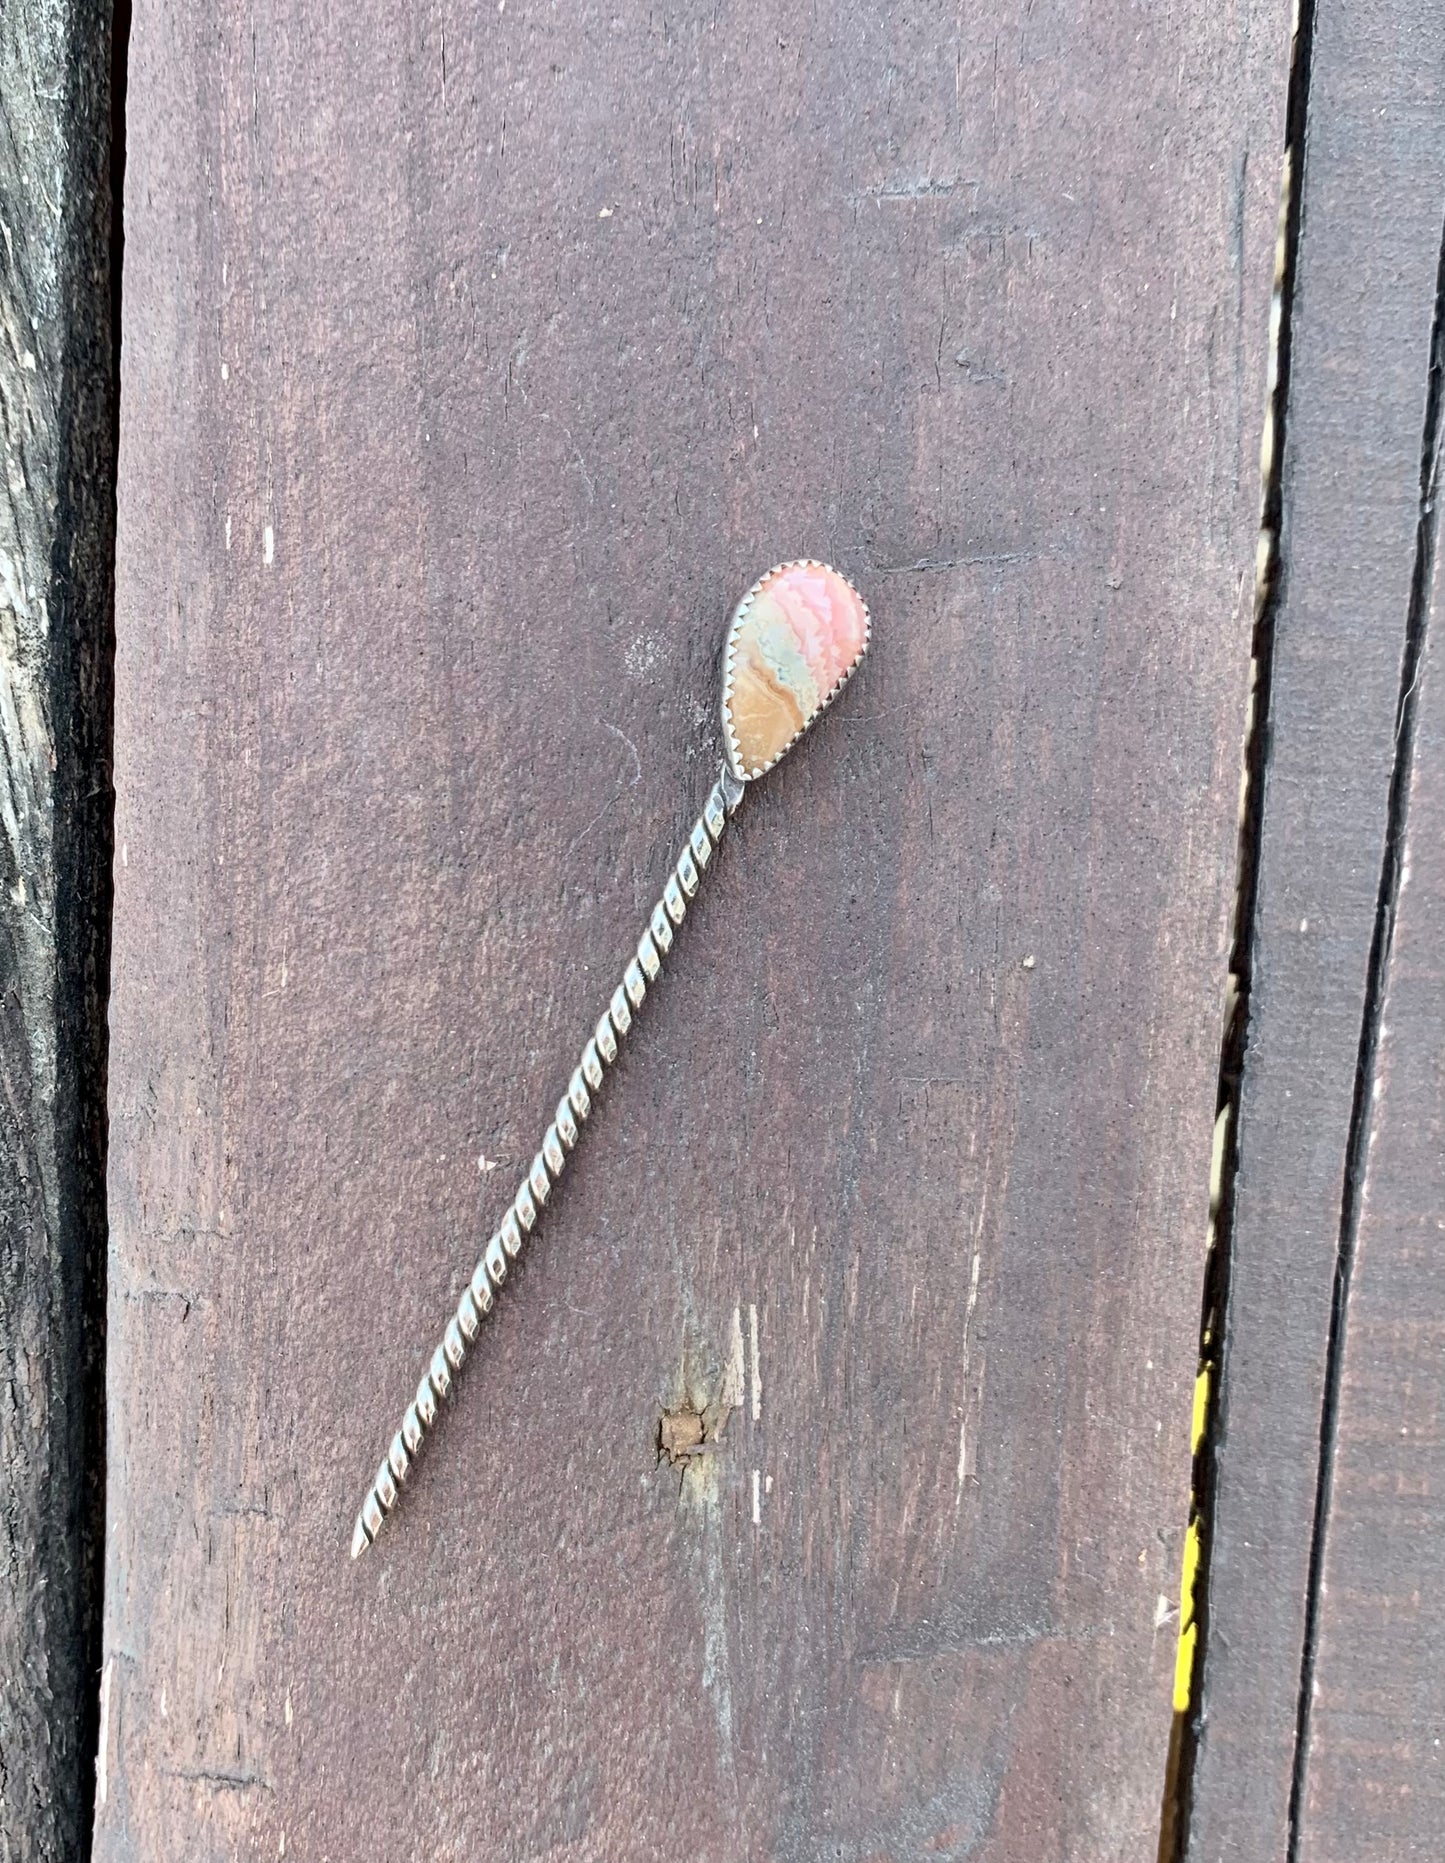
351,762,747,1556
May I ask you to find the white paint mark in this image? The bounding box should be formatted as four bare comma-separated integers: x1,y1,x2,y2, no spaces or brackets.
751,1468,761,1525
159,1681,166,1718
623,635,662,680
598,206,614,219
1022,953,1036,970
263,524,275,566
1155,1593,1174,1629
748,1303,761,1421
765,1472,773,1495
120,842,128,868
717,1306,745,1431
1300,917,1309,933
224,514,232,552
221,360,230,381
284,1688,293,1726
477,1154,498,1176
97,1659,113,1806
956,1249,983,1499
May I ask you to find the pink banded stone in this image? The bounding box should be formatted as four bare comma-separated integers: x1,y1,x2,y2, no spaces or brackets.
722,560,870,778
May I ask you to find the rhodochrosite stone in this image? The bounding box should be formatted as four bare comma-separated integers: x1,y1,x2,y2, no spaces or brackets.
722,560,870,779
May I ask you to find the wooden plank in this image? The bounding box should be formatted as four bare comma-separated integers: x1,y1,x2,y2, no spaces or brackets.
0,3,115,1856
98,1,1282,1856
1293,400,1445,1862
1184,4,1445,1857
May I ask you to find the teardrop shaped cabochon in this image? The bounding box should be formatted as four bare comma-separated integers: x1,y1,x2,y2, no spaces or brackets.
721,560,871,781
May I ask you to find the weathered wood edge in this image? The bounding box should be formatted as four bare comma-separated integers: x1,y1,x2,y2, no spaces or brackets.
1183,0,1445,1855
0,2,117,1856
1296,297,1445,1861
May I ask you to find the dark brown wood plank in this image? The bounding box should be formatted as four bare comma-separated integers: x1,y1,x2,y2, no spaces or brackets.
0,3,115,1856
1184,4,1445,1856
98,1,1282,1855
1293,403,1445,1863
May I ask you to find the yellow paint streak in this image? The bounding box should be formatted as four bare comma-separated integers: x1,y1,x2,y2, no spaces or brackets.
1191,1365,1211,1456
1173,1619,1199,1716
1173,1518,1203,1713
1169,1362,1213,1715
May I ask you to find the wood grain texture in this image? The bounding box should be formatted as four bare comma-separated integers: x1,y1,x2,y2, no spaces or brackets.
1184,4,1445,1856
1293,419,1445,1863
99,1,1282,1856
0,3,114,1856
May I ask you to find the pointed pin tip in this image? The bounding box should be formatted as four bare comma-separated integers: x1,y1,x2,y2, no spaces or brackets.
350,1516,372,1560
